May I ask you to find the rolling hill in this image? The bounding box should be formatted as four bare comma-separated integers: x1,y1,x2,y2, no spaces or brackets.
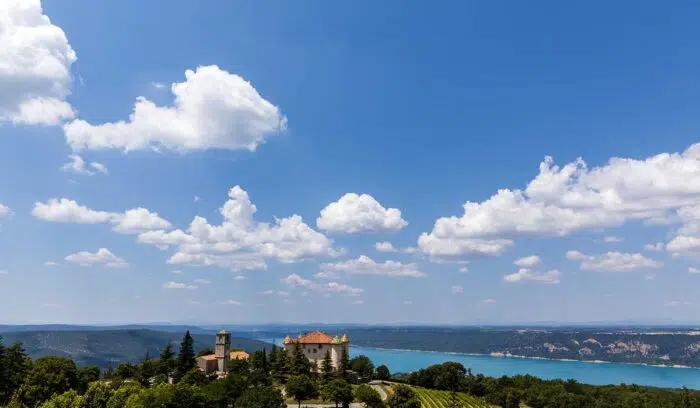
0,329,270,368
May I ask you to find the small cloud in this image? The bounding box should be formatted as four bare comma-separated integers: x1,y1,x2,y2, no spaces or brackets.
403,300,413,305
314,271,340,280
90,162,108,174
459,266,468,273
163,281,197,290
193,195,200,203
151,82,167,89
172,270,184,275
233,275,247,281
375,241,396,252
689,267,700,274
222,299,242,306
193,278,211,285
664,300,692,307
41,303,59,309
644,242,664,252
258,290,289,297
352,300,364,305
513,255,541,268
451,285,464,294
644,273,656,281
603,236,624,243
65,248,128,268
44,261,59,267
504,268,561,284
61,154,108,176
482,299,496,304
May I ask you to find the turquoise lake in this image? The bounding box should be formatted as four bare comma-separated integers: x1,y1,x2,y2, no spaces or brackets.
263,339,700,389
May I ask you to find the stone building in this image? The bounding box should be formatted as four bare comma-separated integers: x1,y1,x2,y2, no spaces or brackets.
196,330,249,376
283,331,349,370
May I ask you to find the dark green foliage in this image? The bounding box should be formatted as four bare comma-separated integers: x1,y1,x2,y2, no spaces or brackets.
350,355,375,379
322,349,334,382
83,381,114,408
158,341,175,377
179,369,212,386
236,385,285,408
39,389,84,408
339,346,350,374
387,385,421,408
286,375,318,408
355,384,384,408
272,346,288,380
77,365,101,392
200,373,248,408
375,364,391,381
196,347,215,357
14,356,79,407
175,330,196,381
321,379,354,408
115,362,140,380
0,337,30,405
290,342,312,376
106,383,143,408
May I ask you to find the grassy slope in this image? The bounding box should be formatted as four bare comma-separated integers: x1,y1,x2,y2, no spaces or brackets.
0,329,269,368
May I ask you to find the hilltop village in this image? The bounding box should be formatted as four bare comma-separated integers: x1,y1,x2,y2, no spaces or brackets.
196,330,350,377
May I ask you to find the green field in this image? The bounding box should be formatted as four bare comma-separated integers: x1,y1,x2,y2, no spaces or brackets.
411,386,490,408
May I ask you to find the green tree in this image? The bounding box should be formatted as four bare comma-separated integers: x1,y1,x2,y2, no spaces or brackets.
374,365,391,381
200,374,248,408
196,348,215,357
77,365,101,393
106,383,143,408
321,379,354,408
179,369,211,386
286,375,318,408
175,331,196,381
355,384,384,408
115,362,139,380
0,339,30,405
236,385,285,408
339,347,350,374
15,356,79,408
290,342,311,376
386,385,420,408
321,349,334,383
158,341,176,377
268,345,279,371
273,347,289,379
350,355,375,380
83,381,114,408
39,390,84,408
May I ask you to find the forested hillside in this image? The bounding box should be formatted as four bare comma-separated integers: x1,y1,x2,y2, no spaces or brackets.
0,329,268,368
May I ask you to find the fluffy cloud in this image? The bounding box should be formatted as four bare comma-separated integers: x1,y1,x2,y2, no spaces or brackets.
689,267,700,274
451,285,464,294
32,198,171,234
419,143,700,256
61,154,108,175
259,290,289,297
193,278,211,285
0,0,76,125
503,268,561,284
63,65,287,152
137,186,339,271
281,273,363,297
163,281,197,290
317,193,407,234
513,255,541,268
566,250,663,272
222,299,242,306
644,242,664,252
64,248,128,268
0,202,9,217
375,241,397,252
281,274,318,290
319,255,425,278
482,299,497,304
325,282,363,296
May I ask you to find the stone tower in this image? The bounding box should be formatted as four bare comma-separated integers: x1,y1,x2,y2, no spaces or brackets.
215,330,231,374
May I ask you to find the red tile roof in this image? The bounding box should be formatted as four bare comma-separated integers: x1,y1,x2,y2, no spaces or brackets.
297,331,334,344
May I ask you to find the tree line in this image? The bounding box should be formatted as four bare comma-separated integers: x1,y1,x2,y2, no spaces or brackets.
0,331,400,408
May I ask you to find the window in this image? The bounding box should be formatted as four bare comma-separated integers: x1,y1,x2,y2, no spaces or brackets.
313,349,317,353
319,344,323,349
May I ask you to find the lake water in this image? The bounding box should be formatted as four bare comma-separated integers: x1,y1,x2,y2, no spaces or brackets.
262,339,700,389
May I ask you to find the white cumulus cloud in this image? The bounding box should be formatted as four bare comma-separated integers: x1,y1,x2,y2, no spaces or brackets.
603,236,624,243
689,267,700,274
566,250,663,272
317,193,407,234
503,268,561,284
451,285,464,294
418,143,700,257
63,65,287,152
0,0,76,125
644,242,664,252
513,255,541,268
163,281,197,290
65,248,128,268
319,255,425,278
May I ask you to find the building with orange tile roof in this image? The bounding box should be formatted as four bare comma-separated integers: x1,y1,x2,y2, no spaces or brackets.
196,330,251,377
283,330,349,371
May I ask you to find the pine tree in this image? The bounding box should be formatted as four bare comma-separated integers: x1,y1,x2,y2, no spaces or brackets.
158,341,176,377
269,344,279,372
291,342,311,376
322,349,334,383
175,330,196,380
275,346,289,379
339,346,350,374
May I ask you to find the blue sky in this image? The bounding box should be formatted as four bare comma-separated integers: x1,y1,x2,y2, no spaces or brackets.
2,0,700,325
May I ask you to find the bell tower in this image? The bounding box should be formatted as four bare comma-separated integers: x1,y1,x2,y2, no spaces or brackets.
215,330,231,374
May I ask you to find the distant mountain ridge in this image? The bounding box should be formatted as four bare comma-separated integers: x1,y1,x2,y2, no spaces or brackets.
0,329,270,368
